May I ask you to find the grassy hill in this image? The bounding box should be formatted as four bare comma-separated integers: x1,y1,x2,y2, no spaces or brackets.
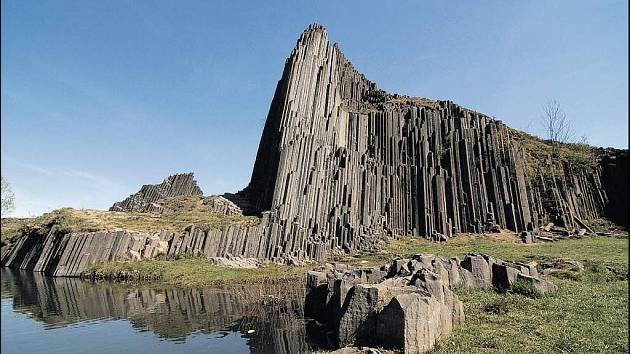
1,195,257,247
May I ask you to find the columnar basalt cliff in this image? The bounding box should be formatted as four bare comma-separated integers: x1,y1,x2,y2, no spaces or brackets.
1,24,627,273
232,24,621,259
599,149,629,228
110,173,203,212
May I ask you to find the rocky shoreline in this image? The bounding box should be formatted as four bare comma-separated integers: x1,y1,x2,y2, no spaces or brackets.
305,253,558,353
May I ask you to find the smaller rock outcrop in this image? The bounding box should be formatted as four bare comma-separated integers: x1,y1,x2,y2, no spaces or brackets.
110,173,203,212
203,196,243,215
209,255,262,269
0,225,172,277
305,260,463,353
305,253,557,353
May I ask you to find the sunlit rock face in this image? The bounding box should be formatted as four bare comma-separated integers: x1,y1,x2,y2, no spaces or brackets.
236,24,616,260
110,173,203,213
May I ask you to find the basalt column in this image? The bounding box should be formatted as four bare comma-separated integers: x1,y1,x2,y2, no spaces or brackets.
238,24,540,259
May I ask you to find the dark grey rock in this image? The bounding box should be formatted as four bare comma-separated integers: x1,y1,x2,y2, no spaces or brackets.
110,173,203,212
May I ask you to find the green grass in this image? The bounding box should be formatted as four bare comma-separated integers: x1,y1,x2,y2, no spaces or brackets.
84,257,308,287
432,268,628,353
0,221,23,247
507,127,598,179
342,233,628,271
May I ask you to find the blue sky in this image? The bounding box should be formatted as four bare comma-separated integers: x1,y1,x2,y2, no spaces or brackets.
1,0,627,217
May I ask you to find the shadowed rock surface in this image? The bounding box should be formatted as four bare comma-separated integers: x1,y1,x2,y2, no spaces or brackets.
110,173,203,213
599,149,629,228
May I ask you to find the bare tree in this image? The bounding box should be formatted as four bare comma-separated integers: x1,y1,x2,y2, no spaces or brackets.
576,134,589,145
541,99,574,157
1,176,15,215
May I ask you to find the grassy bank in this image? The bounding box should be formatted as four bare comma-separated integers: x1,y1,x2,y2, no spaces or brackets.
85,257,307,287
434,267,628,353
328,233,627,353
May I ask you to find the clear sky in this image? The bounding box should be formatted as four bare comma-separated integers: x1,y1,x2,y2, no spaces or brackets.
1,0,627,217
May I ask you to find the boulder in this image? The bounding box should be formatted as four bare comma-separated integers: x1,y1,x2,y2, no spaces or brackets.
365,268,388,284
411,254,435,269
516,274,558,293
390,258,411,277
128,235,146,252
447,258,462,286
543,222,554,232
520,231,533,244
411,269,444,302
431,260,451,288
492,263,521,290
127,249,141,261
338,285,381,346
461,254,492,288
304,253,554,353
457,267,477,289
305,271,329,320
376,293,448,354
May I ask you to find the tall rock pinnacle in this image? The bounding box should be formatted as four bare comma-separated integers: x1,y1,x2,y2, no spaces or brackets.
237,24,610,258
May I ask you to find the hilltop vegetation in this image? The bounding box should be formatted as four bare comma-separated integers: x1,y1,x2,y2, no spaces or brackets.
1,195,258,247
507,127,598,178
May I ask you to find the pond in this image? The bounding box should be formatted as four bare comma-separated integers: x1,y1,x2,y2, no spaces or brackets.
0,268,331,354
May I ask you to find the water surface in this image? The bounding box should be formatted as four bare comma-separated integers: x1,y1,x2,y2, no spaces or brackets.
1,268,330,353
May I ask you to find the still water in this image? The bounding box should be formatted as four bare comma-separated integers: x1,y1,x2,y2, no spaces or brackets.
0,268,330,354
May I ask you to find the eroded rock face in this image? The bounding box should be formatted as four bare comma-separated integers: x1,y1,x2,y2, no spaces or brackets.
110,173,203,213
208,255,261,269
305,253,557,353
0,226,173,277
231,24,622,262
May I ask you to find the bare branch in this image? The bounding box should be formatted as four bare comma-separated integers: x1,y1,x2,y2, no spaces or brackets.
541,99,574,157
1,176,16,215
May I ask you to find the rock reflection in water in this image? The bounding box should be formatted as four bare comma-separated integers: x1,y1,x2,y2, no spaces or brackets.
1,268,326,353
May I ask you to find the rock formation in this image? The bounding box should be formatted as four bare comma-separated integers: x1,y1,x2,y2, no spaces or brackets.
228,23,624,260
0,224,171,276
599,149,629,228
1,24,628,271
110,173,203,212
304,253,556,353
